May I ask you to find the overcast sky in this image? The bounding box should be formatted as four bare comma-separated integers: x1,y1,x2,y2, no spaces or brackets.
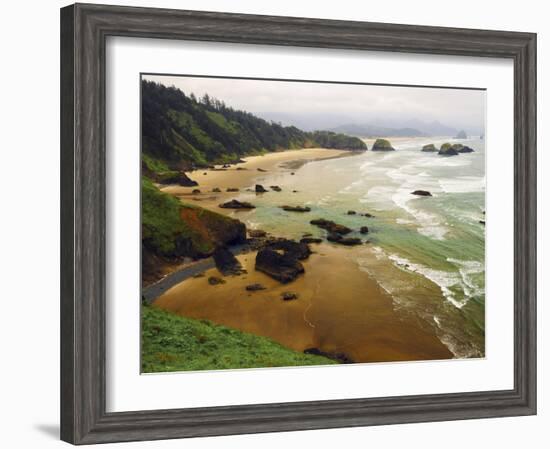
143,74,485,134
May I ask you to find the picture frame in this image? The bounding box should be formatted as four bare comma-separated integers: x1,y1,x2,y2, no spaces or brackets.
60,3,537,445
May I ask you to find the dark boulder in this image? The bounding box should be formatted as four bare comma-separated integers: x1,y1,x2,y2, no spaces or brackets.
157,171,198,187
226,187,239,192
310,218,352,235
208,276,226,285
411,190,432,197
421,144,438,152
213,246,242,276
212,187,221,192
266,239,311,260
335,237,363,246
281,205,311,212
458,145,475,153
248,229,267,238
363,213,375,218
326,233,342,242
257,168,268,172
360,226,369,234
347,210,357,215
300,237,323,244
255,184,268,193
438,143,459,156
191,189,201,194
246,283,266,291
219,199,255,209
270,185,282,192
255,248,305,283
281,292,298,301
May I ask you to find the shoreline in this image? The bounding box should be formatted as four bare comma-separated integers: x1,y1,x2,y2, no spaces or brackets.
154,243,453,363
159,147,359,210
150,148,454,363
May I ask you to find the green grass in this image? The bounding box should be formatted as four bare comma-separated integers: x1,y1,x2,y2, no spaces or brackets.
141,304,337,372
141,153,170,175
141,177,187,255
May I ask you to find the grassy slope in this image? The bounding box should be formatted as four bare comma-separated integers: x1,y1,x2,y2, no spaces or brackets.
142,177,244,257
141,304,336,372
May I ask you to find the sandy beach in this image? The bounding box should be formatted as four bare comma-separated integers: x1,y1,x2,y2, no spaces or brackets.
160,148,355,211
154,242,452,363
152,147,454,363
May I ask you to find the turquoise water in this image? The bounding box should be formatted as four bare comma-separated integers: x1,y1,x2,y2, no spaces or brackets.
228,138,485,358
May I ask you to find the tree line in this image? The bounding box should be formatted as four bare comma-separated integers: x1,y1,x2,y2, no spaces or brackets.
142,80,366,170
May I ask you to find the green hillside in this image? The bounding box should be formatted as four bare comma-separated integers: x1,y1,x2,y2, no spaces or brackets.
141,80,366,170
141,304,336,372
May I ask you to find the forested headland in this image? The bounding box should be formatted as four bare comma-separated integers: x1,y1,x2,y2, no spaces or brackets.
141,80,366,173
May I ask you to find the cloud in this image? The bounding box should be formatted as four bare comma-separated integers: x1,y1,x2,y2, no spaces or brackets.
144,74,485,132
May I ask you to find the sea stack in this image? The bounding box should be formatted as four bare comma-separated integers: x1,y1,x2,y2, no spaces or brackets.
421,144,438,152
455,130,467,139
371,138,395,151
438,143,459,156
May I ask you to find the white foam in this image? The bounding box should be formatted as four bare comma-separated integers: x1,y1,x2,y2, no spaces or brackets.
391,188,448,240
387,253,468,309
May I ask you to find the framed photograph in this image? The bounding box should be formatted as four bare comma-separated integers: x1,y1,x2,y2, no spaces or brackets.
60,3,537,444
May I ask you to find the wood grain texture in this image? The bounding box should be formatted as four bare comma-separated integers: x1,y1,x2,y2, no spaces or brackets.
60,3,537,445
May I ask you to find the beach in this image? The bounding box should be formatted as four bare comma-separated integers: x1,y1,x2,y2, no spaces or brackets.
150,143,482,363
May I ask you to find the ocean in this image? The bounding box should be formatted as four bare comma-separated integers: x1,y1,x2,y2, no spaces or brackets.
228,137,486,359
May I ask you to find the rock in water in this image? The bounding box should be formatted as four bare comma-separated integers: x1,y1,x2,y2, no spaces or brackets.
255,248,305,283
248,229,267,238
270,185,282,192
212,187,221,192
310,218,352,235
347,210,357,215
300,237,323,244
336,237,363,246
421,144,437,152
213,246,242,276
281,205,311,212
455,130,467,139
411,190,432,197
219,199,255,209
255,184,268,193
226,187,239,192
360,226,369,234
458,145,475,153
371,138,395,151
438,143,459,156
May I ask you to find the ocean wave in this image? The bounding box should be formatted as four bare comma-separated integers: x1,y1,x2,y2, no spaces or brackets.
391,188,448,240
386,253,468,309
357,247,485,358
447,258,485,299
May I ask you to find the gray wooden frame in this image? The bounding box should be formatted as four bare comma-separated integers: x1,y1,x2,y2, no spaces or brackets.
60,3,537,445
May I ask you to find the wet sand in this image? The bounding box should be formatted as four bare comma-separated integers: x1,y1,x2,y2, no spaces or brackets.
154,244,452,363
